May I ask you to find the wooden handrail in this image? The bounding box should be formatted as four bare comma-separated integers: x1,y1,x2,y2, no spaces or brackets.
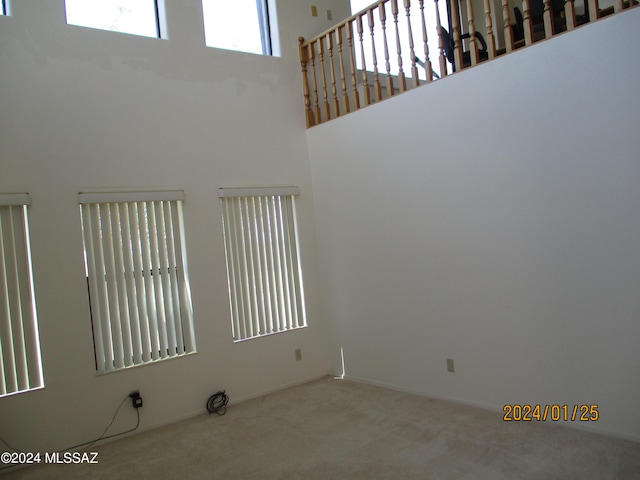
299,0,637,127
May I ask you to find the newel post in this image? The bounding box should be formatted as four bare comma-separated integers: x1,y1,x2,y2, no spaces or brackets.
298,37,314,128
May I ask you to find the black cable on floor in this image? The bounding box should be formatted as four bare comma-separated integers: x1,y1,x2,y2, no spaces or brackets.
206,390,229,415
64,397,140,452
0,394,140,471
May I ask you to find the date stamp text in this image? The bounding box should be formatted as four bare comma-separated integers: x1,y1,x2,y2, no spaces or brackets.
503,404,599,422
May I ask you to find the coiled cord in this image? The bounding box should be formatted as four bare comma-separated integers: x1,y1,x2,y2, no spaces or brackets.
206,390,229,415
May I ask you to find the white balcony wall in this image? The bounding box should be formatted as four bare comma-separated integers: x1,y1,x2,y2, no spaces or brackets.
308,8,640,440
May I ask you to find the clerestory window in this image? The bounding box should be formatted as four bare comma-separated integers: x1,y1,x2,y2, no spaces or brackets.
202,0,273,55
65,0,165,38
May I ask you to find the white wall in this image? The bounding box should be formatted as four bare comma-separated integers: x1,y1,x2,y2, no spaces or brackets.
307,9,640,440
0,0,349,452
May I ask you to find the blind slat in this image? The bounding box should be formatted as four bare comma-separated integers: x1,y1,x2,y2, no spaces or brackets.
120,203,143,366
157,202,177,356
18,207,43,388
290,197,307,327
87,204,114,372
164,203,183,355
111,204,134,368
239,199,254,339
148,202,169,358
257,197,273,334
222,200,242,341
8,207,29,391
140,202,160,360
283,197,300,329
130,202,152,363
173,202,195,352
104,205,124,370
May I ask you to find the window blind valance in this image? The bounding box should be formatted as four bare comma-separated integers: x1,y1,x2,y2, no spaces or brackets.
0,194,31,206
78,190,184,205
217,186,299,198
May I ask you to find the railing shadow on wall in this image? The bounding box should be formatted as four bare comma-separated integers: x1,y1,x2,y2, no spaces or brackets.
298,0,638,127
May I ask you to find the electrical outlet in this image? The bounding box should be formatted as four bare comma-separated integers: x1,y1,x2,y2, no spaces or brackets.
446,358,455,373
311,5,317,17
327,9,333,20
295,348,302,361
129,391,143,408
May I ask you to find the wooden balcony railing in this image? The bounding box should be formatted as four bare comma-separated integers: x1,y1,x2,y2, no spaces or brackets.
298,0,638,127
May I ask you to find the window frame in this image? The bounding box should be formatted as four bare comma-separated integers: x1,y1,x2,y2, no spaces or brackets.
79,190,196,374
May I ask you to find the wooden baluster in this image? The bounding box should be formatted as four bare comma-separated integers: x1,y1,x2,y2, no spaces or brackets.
449,0,463,71
336,26,350,114
465,0,479,65
543,0,554,37
346,21,361,110
404,0,419,87
564,0,576,30
502,0,514,52
378,2,395,97
484,0,497,59
588,0,599,22
317,37,331,121
298,38,314,128
434,0,448,76
308,41,321,124
326,33,340,118
418,0,433,82
356,15,371,106
522,0,534,45
391,0,407,92
367,8,383,102
614,0,623,12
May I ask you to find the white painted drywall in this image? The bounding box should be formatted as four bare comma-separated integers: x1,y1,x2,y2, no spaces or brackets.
0,0,349,452
307,9,640,440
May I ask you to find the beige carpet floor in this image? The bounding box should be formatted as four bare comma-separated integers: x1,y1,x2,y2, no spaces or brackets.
3,376,640,479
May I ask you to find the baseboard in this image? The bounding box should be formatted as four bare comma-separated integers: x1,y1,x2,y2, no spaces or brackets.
228,373,330,405
339,374,640,443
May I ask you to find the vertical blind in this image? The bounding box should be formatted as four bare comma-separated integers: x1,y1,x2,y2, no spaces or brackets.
0,194,44,397
219,187,307,341
79,191,195,373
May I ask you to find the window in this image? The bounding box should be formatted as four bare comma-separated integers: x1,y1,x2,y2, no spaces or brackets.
202,0,272,55
1,1,7,16
0,194,44,398
79,191,196,374
65,0,163,38
219,187,307,342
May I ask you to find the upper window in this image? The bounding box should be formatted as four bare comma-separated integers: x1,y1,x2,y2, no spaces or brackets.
202,0,272,55
219,187,307,342
0,194,44,398
65,0,163,38
79,191,196,374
